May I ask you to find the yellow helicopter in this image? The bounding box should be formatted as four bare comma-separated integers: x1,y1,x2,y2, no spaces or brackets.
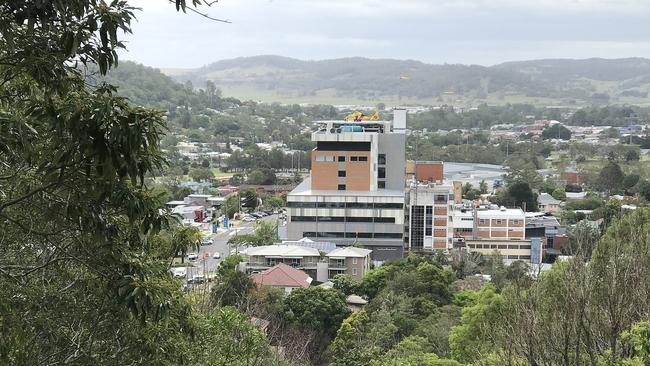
344,111,380,122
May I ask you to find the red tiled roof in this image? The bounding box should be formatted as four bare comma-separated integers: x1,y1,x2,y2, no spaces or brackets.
251,263,312,288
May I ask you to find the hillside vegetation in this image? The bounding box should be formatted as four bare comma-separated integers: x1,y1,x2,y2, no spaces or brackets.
165,56,650,106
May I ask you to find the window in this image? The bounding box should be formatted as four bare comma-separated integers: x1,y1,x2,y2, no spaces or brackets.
374,203,404,209
338,184,346,191
359,156,368,162
479,219,488,225
378,167,386,179
315,155,335,162
317,202,345,209
495,219,503,225
347,217,373,222
378,181,386,189
350,156,358,162
346,232,373,238
303,232,317,237
352,258,358,265
291,216,317,222
287,202,317,208
338,156,345,162
352,268,357,275
374,233,403,239
374,217,395,223
378,154,386,165
347,202,372,209
318,216,344,222
512,219,521,225
338,170,346,177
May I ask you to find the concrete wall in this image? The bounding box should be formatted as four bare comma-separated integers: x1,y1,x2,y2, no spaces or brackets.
378,133,405,190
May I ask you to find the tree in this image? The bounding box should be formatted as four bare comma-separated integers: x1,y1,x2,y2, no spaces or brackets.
240,188,260,210
211,255,255,308
0,1,220,364
551,187,566,200
635,179,650,201
597,161,624,195
247,168,277,185
479,180,489,194
505,182,538,212
541,124,571,140
190,167,215,182
189,307,276,366
284,287,351,337
332,274,360,296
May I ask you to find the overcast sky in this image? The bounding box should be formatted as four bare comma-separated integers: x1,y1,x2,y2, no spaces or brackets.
121,0,650,69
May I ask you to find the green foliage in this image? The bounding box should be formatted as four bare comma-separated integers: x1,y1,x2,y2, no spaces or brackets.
284,287,351,337
598,161,625,194
449,285,507,363
189,167,214,182
228,220,278,247
551,187,567,200
247,168,278,185
541,124,571,140
210,255,255,308
189,307,277,366
332,274,361,296
621,321,650,365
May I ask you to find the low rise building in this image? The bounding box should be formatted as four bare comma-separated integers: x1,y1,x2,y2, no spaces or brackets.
251,263,312,295
241,244,373,282
538,193,562,215
465,238,543,264
325,247,372,280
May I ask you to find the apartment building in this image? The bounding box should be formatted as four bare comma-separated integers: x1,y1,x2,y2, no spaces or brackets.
405,182,456,251
286,109,407,261
242,245,321,279
241,244,372,282
325,247,372,280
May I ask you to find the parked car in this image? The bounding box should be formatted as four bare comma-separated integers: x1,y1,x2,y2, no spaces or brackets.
170,267,187,278
243,216,256,222
187,252,198,261
200,238,212,246
191,275,207,284
213,251,221,259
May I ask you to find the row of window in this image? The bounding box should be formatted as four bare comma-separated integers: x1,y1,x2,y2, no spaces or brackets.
288,202,404,209
478,219,523,225
292,216,395,223
303,232,403,239
315,155,369,162
467,243,532,250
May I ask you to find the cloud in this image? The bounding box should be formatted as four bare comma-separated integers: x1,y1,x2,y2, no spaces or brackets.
120,0,650,68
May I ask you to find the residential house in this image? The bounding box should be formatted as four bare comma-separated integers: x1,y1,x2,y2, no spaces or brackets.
251,263,312,294
537,193,562,215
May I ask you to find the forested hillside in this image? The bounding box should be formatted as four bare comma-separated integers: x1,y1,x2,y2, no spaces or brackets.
167,56,650,106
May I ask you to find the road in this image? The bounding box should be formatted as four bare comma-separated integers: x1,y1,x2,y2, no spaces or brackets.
185,214,278,279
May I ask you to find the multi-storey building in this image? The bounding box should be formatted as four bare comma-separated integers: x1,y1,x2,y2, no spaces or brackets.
405,182,456,251
286,110,407,261
241,244,372,282
325,247,372,280
452,206,526,240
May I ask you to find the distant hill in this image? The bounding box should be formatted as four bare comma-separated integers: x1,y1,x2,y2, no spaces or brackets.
166,56,650,106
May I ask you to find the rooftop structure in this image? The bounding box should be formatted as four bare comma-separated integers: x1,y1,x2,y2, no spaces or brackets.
251,263,312,294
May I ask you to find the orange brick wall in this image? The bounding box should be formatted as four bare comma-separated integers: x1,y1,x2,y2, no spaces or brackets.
415,162,443,183
344,151,370,191
311,151,340,190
